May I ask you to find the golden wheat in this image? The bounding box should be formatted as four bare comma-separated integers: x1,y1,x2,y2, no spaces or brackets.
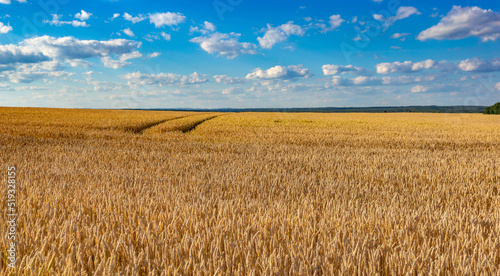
1,107,499,275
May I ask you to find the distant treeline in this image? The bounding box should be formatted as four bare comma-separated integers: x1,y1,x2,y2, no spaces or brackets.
143,106,487,114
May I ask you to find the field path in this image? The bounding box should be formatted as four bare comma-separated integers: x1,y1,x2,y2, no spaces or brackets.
142,113,224,135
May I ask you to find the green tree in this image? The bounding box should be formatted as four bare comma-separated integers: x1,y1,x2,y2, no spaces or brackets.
484,102,500,114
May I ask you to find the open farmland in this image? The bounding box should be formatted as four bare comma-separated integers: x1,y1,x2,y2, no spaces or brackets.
1,107,499,275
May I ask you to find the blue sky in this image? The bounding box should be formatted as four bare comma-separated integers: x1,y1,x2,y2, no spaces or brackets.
0,0,499,108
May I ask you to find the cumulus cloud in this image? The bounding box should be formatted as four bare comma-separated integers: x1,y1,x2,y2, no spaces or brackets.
44,14,90,27
213,75,246,84
21,36,141,60
161,32,171,41
0,0,26,4
190,21,216,35
322,64,370,76
149,12,186,28
417,6,500,42
0,22,12,34
496,82,500,91
0,61,73,83
457,58,500,72
101,51,142,69
373,6,420,29
327,75,436,87
123,13,146,23
390,33,410,39
411,85,428,93
0,44,50,65
122,28,135,37
144,32,171,42
190,32,257,59
257,22,305,49
323,15,345,32
246,65,312,80
148,52,161,58
121,71,208,86
376,59,437,74
75,10,92,21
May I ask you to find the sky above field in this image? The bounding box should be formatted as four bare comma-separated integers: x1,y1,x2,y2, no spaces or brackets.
1,0,500,108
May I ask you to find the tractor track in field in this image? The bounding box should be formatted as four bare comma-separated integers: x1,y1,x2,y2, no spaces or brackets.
131,116,192,134
180,114,223,133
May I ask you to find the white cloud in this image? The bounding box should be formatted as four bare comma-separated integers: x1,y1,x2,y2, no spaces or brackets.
148,12,186,28
122,28,135,37
0,44,50,65
161,32,171,41
376,59,437,74
327,75,437,87
144,32,171,42
418,6,500,42
257,21,305,49
0,61,73,83
0,0,26,4
112,13,120,20
75,10,92,21
457,58,500,72
0,22,12,34
496,82,500,91
213,75,246,84
21,36,141,60
322,64,369,75
123,13,146,23
190,21,217,35
246,65,312,80
390,33,410,39
411,85,428,93
121,71,208,86
66,59,91,68
148,52,161,58
101,51,142,69
44,14,90,27
323,15,345,32
373,6,420,29
190,32,257,59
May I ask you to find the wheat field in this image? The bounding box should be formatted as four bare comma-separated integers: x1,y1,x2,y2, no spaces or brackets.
1,107,499,275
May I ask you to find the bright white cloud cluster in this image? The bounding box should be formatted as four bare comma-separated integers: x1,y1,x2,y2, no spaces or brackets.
322,64,368,75
0,0,26,4
190,21,217,35
75,10,92,21
149,12,186,28
325,15,345,32
0,22,12,34
123,13,146,23
44,14,89,27
257,22,305,49
122,28,135,37
121,71,208,86
328,75,436,87
121,12,186,28
373,6,420,29
376,59,437,74
418,6,500,42
246,65,312,80
213,75,246,84
0,60,73,83
21,36,141,60
458,58,500,72
101,51,142,69
190,32,257,59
